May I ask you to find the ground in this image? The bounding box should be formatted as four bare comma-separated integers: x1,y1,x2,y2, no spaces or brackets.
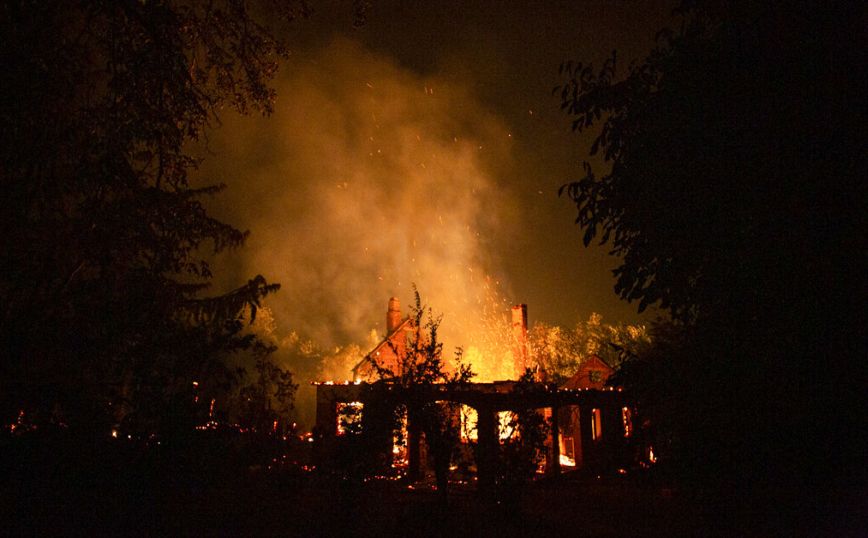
6,451,703,536
4,434,863,536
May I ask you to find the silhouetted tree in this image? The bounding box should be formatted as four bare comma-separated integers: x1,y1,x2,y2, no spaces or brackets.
234,350,298,433
372,288,475,497
528,314,650,382
0,1,309,436
558,1,865,531
491,369,549,507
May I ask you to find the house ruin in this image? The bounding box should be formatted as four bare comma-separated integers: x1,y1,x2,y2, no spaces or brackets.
314,298,645,485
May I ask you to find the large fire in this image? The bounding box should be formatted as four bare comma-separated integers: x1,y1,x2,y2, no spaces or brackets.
198,39,519,352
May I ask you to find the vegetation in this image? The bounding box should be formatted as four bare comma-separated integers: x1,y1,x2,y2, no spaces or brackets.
490,369,550,506
528,313,650,383
244,306,368,430
0,0,311,437
557,0,865,530
370,289,475,496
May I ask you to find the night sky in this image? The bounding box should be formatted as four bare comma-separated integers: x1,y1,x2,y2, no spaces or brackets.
195,0,674,349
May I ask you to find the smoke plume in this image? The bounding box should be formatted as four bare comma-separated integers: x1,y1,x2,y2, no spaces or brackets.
199,38,519,370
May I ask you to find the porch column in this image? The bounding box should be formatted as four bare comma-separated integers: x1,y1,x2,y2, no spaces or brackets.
547,404,561,476
476,404,497,494
407,410,422,482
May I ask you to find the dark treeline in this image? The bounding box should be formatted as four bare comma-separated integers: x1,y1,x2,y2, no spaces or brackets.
558,0,866,533
0,1,315,438
0,2,316,532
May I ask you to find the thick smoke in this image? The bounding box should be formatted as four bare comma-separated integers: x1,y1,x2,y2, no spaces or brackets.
199,38,519,363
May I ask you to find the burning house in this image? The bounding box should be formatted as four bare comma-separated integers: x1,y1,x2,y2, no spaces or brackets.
314,298,645,484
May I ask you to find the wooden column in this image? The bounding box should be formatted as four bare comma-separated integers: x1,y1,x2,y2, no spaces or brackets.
547,404,561,476
476,404,497,494
407,410,422,482
313,386,339,468
573,406,585,468
580,406,597,470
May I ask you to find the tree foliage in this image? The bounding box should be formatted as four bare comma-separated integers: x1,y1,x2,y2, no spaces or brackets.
491,370,549,504
245,306,367,430
0,0,308,434
557,0,866,528
371,288,475,495
528,313,650,383
230,312,298,433
557,2,864,324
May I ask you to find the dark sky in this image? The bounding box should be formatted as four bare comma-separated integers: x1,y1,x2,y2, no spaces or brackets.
196,0,674,352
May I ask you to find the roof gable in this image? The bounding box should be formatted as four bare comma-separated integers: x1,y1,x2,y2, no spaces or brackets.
560,355,615,390
351,317,413,379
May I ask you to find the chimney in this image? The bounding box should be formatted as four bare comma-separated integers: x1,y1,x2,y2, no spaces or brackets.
511,304,529,379
387,297,402,333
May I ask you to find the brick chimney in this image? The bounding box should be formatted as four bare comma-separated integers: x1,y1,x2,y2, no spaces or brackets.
511,304,529,379
387,297,402,333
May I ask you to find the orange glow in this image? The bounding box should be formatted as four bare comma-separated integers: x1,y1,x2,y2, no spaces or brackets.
458,406,515,442
498,411,516,441
336,401,363,435
391,411,408,468
622,407,632,437
460,405,478,441
457,279,519,382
